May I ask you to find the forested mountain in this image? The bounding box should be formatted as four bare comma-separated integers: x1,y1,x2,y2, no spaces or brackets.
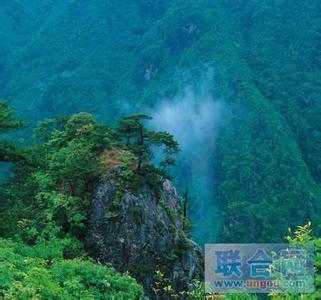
1,0,321,246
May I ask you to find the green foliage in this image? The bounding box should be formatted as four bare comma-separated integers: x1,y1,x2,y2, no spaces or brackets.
0,101,23,162
1,113,178,297
286,223,313,245
0,107,156,298
3,1,321,296
114,113,179,201
117,113,179,173
153,269,257,300
0,239,144,299
3,112,115,242
270,223,316,300
0,101,21,133
2,0,321,243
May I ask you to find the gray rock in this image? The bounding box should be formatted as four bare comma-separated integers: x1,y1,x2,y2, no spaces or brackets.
86,172,203,298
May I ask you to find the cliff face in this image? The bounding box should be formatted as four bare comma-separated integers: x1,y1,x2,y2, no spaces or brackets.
86,171,203,297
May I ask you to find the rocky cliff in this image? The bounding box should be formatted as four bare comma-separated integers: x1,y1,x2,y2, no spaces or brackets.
86,169,203,298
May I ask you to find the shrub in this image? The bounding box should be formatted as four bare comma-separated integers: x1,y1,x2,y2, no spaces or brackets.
0,239,144,299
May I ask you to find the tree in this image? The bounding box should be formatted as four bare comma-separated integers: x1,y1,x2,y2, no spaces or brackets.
2,112,114,242
117,114,152,173
115,114,179,206
0,101,21,133
0,101,23,162
3,112,179,249
117,113,179,175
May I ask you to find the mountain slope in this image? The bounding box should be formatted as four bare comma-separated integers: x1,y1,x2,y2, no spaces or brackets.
1,0,321,242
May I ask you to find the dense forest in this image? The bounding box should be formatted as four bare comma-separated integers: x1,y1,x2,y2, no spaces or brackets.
1,0,321,298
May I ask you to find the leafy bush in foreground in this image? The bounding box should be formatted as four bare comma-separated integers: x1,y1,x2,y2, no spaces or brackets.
0,239,144,299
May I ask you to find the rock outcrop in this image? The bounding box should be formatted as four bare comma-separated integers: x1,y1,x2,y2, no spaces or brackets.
86,170,203,298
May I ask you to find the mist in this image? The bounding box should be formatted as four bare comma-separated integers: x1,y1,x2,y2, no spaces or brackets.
152,82,224,244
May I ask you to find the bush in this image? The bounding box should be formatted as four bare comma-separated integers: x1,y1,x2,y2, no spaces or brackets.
0,239,144,299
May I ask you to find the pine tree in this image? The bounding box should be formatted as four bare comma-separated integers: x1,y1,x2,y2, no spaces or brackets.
117,113,179,175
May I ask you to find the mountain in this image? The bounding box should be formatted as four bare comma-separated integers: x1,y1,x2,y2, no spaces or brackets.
87,169,203,297
1,0,321,243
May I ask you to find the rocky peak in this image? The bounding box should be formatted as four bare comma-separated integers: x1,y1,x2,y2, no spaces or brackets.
86,171,203,298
